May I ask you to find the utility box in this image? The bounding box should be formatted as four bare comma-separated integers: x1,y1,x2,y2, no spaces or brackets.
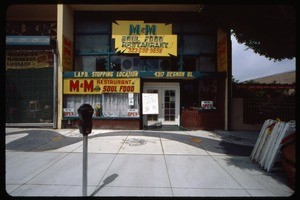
77,104,94,135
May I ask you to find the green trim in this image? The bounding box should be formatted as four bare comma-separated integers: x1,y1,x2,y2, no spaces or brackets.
63,71,226,79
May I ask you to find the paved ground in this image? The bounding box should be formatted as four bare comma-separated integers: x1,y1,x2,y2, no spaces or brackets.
4,127,294,197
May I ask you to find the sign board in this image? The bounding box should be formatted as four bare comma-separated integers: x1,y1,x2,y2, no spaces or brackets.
63,78,140,94
142,93,159,114
201,101,214,109
128,109,139,117
64,71,196,79
112,20,177,56
6,50,53,69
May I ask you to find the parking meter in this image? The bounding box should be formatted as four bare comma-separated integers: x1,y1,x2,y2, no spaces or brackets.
77,103,93,196
77,103,94,135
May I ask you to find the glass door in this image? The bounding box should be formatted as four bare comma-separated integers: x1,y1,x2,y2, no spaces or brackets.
143,82,180,126
162,89,177,125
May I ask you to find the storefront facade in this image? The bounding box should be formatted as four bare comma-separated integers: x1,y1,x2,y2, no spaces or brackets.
5,5,57,124
6,4,231,130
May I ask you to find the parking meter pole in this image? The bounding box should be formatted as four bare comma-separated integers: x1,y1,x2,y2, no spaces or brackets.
77,103,93,197
82,134,88,196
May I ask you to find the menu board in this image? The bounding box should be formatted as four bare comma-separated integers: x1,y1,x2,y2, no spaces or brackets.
142,93,159,114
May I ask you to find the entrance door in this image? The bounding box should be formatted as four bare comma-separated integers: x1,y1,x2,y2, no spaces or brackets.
143,82,180,126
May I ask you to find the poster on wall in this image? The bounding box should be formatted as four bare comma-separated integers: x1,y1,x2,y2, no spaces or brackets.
112,20,177,57
62,35,73,71
217,28,228,72
142,93,159,114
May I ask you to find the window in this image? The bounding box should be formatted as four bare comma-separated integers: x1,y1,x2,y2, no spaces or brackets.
75,35,109,52
181,80,199,108
183,35,215,55
102,93,139,117
199,78,217,109
64,93,140,118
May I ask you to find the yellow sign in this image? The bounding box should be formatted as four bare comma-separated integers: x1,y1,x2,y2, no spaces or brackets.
112,20,177,57
64,78,140,94
6,50,53,69
217,28,228,72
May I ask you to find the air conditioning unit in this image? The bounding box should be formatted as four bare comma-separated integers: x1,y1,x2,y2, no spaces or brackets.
121,58,133,71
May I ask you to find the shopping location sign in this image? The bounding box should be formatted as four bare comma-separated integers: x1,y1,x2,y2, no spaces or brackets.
112,20,177,57
63,78,140,94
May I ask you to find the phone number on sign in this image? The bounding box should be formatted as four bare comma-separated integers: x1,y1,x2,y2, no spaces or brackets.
126,48,163,54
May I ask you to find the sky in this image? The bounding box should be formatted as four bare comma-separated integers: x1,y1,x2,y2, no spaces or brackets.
231,35,296,82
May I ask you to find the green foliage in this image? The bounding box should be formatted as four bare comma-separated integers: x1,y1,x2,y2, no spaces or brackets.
202,5,296,61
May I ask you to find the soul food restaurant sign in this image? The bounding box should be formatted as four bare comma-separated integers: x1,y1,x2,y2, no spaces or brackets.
64,78,140,94
112,20,177,56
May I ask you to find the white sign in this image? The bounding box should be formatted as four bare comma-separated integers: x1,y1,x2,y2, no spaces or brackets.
142,93,159,114
128,93,134,105
201,101,213,109
63,108,75,116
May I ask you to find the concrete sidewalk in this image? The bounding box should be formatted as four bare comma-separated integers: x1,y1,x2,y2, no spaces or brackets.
5,127,294,197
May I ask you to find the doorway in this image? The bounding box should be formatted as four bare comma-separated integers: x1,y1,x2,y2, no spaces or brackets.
143,82,180,126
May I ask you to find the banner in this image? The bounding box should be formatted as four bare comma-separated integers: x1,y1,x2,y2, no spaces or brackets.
112,20,177,57
217,28,228,72
64,78,140,94
62,35,73,71
6,50,53,69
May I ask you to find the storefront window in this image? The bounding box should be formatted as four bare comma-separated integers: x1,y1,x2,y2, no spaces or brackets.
64,93,140,118
199,78,217,110
75,17,109,33
183,22,215,33
183,57,197,71
111,56,143,71
102,93,139,117
183,35,215,55
6,21,56,123
197,55,215,72
181,80,199,108
64,95,101,116
75,35,109,53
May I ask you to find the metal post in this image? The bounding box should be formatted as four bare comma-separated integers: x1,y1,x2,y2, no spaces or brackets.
52,49,58,129
82,135,88,196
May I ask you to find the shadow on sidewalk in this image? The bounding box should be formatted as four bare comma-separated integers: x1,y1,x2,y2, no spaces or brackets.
6,128,255,157
90,173,119,196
